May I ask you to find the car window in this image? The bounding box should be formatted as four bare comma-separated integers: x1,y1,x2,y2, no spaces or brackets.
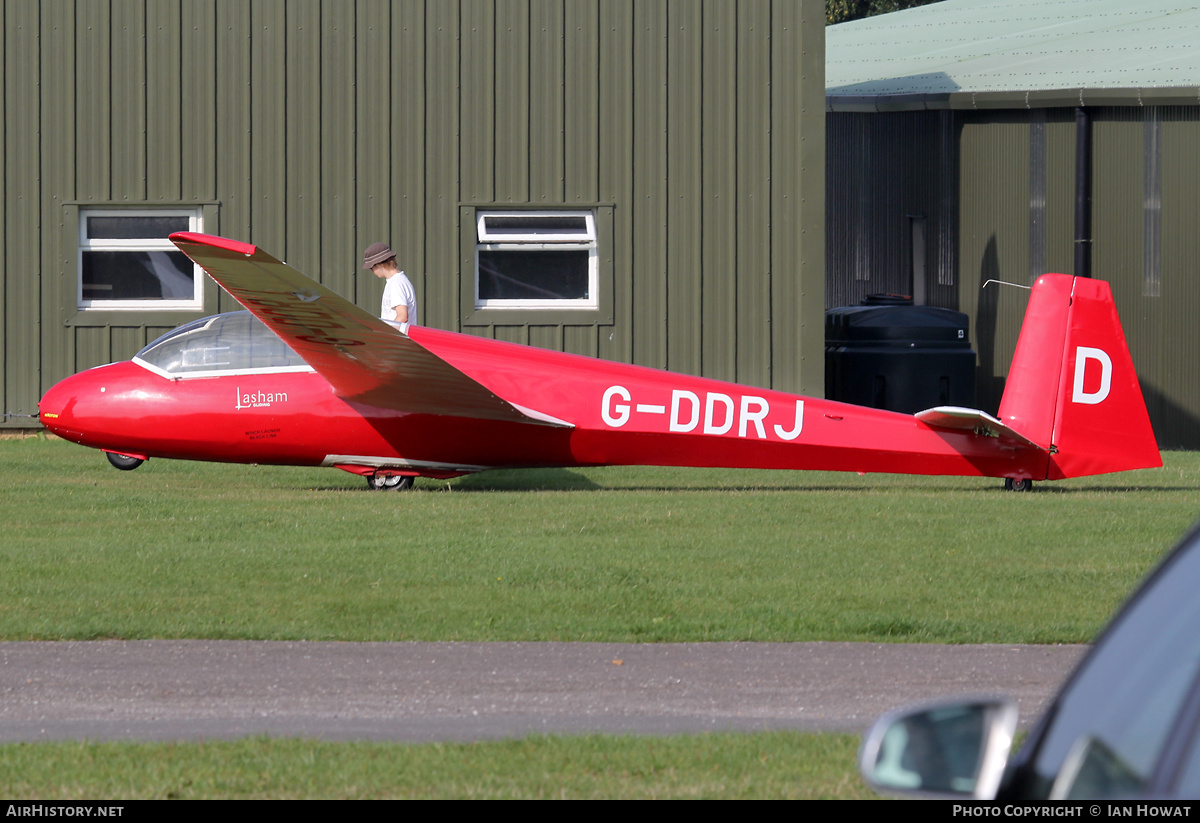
1165,703,1200,795
1015,532,1200,799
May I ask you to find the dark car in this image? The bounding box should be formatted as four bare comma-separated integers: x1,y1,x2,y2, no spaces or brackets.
860,520,1200,800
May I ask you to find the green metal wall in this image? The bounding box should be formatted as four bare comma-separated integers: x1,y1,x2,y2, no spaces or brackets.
1,0,826,427
1094,107,1200,449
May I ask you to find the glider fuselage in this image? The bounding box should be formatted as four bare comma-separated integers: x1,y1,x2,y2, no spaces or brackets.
40,322,1046,480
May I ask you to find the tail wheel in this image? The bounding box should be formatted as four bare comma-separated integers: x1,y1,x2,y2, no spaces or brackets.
106,452,145,471
367,472,415,491
1004,477,1033,492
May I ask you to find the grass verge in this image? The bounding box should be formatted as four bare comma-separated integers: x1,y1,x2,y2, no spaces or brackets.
0,733,871,799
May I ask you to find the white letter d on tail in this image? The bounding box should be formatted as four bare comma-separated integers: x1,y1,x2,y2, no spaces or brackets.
1072,346,1111,405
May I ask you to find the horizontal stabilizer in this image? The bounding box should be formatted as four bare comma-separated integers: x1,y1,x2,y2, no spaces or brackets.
915,406,1043,450
170,232,571,428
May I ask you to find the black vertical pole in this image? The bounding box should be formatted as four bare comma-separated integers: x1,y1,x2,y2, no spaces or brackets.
1074,106,1092,278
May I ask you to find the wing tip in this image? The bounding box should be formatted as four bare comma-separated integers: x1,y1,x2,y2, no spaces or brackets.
170,231,258,258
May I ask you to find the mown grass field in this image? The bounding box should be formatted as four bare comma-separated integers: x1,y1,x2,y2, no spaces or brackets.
2,438,1194,643
2,437,1196,797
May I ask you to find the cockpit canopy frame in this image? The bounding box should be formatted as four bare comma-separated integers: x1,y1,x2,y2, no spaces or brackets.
133,311,313,379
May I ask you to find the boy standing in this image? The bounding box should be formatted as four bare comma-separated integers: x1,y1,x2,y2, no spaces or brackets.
362,242,417,328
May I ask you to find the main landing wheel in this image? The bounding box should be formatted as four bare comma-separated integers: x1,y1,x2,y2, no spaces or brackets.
367,473,415,491
1004,477,1033,492
106,452,145,471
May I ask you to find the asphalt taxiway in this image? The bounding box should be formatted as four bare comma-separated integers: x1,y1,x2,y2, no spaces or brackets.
0,641,1084,742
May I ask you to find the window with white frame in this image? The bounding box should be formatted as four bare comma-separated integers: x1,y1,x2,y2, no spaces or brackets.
78,208,204,309
475,211,598,309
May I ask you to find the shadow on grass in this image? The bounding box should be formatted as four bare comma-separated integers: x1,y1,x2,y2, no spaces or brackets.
435,476,1200,494
439,468,603,492
250,468,602,493
307,470,876,494
440,474,1024,495
441,469,952,494
1022,484,1200,494
305,469,1197,495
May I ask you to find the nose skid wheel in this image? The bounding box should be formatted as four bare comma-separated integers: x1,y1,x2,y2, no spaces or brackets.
1004,477,1033,492
106,452,145,471
367,472,415,491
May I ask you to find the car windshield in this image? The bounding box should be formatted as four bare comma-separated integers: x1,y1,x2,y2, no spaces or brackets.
135,311,309,376
1015,529,1200,799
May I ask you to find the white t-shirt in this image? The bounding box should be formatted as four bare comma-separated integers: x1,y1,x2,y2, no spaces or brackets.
381,272,418,326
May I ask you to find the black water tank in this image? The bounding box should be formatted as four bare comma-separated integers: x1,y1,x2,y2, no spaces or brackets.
825,295,975,414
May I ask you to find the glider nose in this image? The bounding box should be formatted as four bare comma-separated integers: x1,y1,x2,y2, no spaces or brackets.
39,360,172,452
39,363,134,444
39,372,87,441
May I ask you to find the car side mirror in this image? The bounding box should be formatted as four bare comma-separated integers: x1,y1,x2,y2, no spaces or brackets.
859,697,1018,799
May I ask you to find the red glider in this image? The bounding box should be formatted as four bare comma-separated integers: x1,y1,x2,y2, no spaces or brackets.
38,232,1161,491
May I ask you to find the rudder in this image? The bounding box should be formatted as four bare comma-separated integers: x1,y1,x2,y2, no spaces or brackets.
997,275,1160,480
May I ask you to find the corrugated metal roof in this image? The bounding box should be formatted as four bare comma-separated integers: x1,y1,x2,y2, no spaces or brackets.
828,0,1200,107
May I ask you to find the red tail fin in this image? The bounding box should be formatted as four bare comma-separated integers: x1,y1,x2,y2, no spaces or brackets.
997,275,1160,479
